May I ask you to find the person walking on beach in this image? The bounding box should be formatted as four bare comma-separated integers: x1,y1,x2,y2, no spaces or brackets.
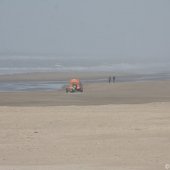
108,76,111,83
113,76,116,83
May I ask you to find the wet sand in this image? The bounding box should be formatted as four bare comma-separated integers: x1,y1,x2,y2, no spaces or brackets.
0,72,170,170
0,80,170,106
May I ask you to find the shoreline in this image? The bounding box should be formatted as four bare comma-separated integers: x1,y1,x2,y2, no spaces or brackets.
0,71,170,106
0,80,170,106
0,71,170,92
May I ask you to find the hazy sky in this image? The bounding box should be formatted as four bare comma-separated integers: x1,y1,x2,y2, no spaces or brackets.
0,0,170,63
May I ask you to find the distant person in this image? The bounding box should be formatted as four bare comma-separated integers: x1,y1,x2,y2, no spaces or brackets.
108,76,111,83
113,76,116,83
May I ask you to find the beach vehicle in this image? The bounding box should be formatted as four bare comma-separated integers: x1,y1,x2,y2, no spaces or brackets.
66,79,83,93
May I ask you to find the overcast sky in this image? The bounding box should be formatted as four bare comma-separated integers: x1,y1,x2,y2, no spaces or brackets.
0,0,170,63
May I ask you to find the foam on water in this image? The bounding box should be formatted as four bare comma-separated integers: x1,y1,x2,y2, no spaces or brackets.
0,55,170,75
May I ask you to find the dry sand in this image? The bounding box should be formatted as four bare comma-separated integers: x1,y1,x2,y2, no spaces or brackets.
0,73,170,170
0,103,170,170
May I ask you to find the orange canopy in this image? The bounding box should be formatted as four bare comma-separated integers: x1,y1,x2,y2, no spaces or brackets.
70,79,80,85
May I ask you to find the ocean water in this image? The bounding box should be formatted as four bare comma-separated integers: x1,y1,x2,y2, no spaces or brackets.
0,55,170,75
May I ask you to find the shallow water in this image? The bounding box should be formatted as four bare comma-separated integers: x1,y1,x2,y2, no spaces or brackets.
0,81,66,92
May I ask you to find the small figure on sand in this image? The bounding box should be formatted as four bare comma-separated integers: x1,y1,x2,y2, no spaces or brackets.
109,76,111,83
108,76,116,83
113,76,116,83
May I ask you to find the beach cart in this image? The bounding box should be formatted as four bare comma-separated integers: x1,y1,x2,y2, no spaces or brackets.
66,79,83,93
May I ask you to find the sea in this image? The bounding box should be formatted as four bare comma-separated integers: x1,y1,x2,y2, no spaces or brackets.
0,55,170,92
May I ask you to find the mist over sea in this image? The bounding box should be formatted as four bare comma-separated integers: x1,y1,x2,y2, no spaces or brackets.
0,55,170,75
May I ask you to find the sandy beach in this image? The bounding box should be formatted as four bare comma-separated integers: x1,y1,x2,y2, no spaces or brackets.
0,72,170,170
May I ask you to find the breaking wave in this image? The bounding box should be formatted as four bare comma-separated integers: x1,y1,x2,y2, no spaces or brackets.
0,55,170,74
55,62,170,73
0,62,170,75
